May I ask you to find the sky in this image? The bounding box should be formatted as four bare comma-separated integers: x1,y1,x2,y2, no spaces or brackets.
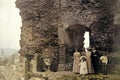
0,0,21,49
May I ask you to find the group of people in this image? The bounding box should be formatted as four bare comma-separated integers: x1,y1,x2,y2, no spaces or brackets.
72,47,108,75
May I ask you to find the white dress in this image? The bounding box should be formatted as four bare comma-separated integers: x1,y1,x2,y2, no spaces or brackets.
72,51,81,73
79,56,88,75
85,51,94,73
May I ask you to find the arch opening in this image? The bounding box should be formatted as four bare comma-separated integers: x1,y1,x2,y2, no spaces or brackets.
65,24,90,63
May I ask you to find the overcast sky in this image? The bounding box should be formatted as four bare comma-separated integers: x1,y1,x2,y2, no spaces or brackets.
0,0,21,49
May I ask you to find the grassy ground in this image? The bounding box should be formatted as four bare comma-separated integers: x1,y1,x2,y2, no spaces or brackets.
107,74,120,80
57,74,120,80
28,71,120,80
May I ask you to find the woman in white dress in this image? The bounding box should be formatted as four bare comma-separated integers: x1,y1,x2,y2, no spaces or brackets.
85,48,94,74
79,53,88,75
72,49,81,73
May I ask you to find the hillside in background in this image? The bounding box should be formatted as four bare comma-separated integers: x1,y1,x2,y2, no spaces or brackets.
0,48,18,56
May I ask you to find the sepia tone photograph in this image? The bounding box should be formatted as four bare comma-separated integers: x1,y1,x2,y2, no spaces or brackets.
0,0,120,80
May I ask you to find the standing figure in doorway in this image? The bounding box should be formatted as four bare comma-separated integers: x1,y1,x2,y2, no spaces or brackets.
79,52,88,75
91,48,100,74
72,48,81,73
85,48,94,74
37,54,46,72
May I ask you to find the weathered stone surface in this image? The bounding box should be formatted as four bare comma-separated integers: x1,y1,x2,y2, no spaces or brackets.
16,0,58,56
16,0,117,53
16,0,119,73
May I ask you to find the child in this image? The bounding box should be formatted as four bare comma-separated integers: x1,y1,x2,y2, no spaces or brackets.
100,53,108,75
79,53,88,75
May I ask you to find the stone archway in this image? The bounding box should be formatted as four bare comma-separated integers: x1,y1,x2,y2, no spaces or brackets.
65,24,89,63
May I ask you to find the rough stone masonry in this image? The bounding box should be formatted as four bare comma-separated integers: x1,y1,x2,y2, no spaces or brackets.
16,0,119,71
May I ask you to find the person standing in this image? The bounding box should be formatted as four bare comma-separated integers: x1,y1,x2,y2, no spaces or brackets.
91,48,100,74
100,53,108,75
85,48,94,74
72,48,81,73
79,53,88,75
50,53,58,72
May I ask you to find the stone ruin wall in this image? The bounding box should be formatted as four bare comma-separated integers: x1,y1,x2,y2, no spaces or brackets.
16,0,59,56
15,0,120,74
16,0,118,56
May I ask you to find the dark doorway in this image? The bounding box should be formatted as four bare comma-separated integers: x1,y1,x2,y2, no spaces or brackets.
65,24,89,63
